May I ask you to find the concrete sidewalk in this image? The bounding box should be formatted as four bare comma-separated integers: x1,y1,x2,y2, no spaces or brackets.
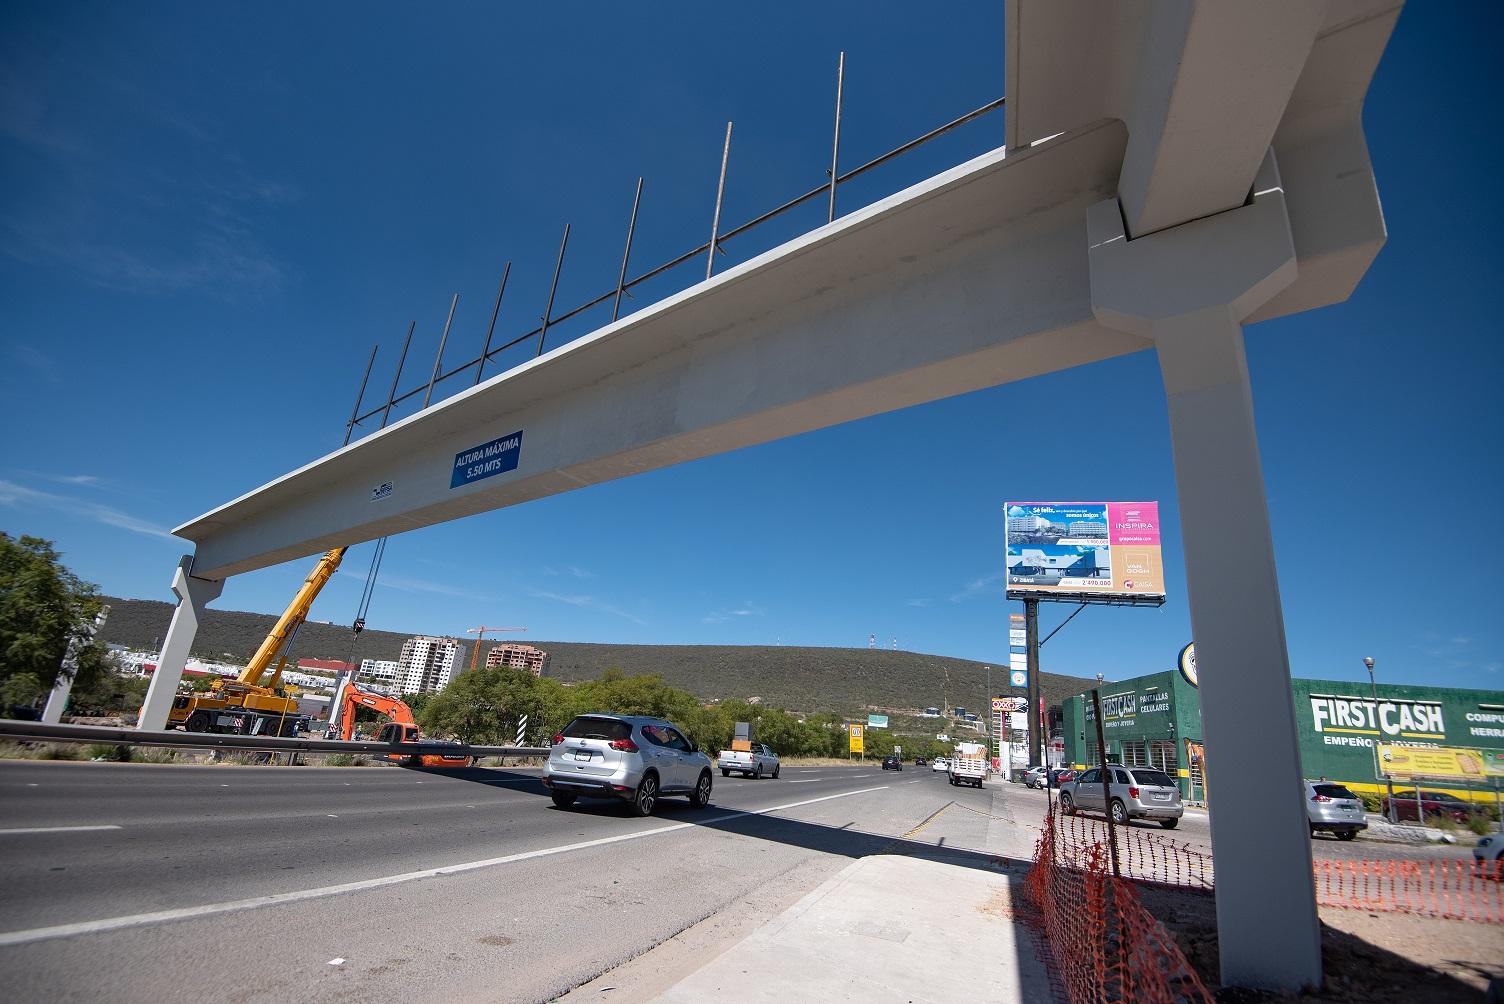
652,854,1054,1003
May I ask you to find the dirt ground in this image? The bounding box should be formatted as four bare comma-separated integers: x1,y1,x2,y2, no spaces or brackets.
1137,883,1503,1002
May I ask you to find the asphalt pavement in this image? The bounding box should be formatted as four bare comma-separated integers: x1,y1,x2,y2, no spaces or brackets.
0,760,1018,1003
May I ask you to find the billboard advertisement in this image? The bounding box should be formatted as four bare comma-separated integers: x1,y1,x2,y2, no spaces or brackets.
1005,501,1165,599
1377,744,1504,781
866,714,889,729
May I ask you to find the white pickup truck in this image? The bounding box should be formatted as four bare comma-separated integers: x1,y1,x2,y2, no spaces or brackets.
718,742,781,778
947,742,988,788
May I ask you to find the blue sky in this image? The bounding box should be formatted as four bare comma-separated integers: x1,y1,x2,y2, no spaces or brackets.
2,3,1501,693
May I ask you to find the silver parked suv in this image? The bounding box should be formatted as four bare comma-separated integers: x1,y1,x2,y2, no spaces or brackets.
543,713,714,816
1304,779,1366,840
1060,764,1184,829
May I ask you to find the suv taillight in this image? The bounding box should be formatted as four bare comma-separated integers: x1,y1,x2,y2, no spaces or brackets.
609,739,639,752
550,733,564,745
1128,786,1140,799
1311,794,1331,802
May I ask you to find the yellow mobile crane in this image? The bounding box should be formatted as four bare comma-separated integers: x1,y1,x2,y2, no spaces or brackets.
167,547,346,736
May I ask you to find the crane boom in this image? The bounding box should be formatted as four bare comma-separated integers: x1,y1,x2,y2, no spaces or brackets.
239,547,346,687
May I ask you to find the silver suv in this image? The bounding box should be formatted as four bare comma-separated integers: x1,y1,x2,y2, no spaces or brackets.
543,714,714,816
1304,780,1366,840
1060,764,1184,829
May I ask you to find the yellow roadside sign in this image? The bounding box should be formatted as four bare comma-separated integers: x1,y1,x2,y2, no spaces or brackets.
848,724,864,753
1377,744,1504,781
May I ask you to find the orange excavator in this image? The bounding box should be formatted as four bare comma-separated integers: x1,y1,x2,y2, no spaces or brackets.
335,681,472,768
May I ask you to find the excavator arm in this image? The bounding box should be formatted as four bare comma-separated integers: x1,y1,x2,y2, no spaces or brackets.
337,683,416,741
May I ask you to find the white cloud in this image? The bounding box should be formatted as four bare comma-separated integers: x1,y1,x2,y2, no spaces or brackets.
0,479,175,541
704,600,765,624
335,568,497,603
949,573,1004,603
907,598,932,608
529,589,646,626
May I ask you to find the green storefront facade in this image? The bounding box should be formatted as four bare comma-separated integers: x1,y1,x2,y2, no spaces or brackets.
1061,672,1504,805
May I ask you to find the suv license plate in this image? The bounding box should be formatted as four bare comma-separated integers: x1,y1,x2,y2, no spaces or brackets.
573,752,592,761
1153,793,1170,801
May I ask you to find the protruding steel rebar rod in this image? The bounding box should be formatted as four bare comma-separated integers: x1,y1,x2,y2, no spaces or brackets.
707,122,732,280
475,263,511,386
350,96,1005,428
344,343,378,446
828,51,845,223
537,223,570,357
381,321,416,427
423,293,459,408
613,178,644,322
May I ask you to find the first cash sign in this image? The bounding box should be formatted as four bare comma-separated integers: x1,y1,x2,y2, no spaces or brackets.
451,430,524,489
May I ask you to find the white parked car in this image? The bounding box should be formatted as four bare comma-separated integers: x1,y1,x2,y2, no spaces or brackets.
718,742,780,778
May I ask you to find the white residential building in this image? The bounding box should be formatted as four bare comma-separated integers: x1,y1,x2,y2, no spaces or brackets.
359,658,400,684
396,636,465,695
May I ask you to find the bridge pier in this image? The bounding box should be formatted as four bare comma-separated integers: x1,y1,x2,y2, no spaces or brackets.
1088,152,1323,991
136,556,224,731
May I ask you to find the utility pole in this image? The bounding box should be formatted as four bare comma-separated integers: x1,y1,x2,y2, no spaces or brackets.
1364,656,1397,823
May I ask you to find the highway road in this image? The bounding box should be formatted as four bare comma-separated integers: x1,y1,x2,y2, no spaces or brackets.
0,760,1022,1003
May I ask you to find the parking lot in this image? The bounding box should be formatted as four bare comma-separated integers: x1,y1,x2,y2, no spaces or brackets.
1000,779,1484,864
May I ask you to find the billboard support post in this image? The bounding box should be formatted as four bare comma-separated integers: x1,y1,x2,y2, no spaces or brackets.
1025,598,1041,768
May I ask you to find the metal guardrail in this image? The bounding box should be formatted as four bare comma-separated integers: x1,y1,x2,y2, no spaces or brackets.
0,718,547,760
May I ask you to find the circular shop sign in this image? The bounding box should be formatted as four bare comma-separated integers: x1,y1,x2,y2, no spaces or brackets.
1178,642,1197,688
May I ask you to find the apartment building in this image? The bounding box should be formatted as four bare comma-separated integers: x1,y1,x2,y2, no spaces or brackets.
484,642,550,677
358,658,400,685
396,636,465,694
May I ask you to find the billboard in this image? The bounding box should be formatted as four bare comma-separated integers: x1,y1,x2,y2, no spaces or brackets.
866,714,889,729
1005,501,1165,599
1377,744,1504,782
993,696,1028,713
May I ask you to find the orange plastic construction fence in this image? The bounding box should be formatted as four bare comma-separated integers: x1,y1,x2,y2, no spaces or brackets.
1026,805,1214,1004
1314,857,1504,923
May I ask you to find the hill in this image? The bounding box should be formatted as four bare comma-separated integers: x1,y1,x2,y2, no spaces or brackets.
97,596,1103,717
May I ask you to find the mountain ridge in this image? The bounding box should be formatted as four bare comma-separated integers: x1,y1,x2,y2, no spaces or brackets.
97,595,1106,716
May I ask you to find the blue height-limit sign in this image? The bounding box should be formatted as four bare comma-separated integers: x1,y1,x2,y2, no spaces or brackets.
451,430,523,489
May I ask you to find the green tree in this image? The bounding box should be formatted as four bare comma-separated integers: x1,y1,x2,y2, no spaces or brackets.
418,666,547,744
0,533,111,711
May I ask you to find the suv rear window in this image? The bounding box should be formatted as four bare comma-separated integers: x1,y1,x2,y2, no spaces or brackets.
561,716,632,741
1313,783,1357,800
1129,769,1177,788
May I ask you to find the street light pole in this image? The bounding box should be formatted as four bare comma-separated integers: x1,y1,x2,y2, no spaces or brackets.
1365,656,1396,823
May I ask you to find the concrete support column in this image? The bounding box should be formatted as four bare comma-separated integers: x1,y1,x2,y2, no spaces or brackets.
1089,151,1321,992
42,606,110,723
137,556,223,731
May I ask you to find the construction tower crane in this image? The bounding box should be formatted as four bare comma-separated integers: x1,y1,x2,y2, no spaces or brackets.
466,625,527,671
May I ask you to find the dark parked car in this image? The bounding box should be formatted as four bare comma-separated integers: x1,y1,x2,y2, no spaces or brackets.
1382,790,1481,823
882,755,903,771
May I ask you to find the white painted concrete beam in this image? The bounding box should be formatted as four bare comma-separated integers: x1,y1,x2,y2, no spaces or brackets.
178,121,1142,579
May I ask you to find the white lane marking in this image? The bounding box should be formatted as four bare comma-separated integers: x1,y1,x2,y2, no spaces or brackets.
907,780,922,784
785,779,820,783
328,958,345,966
0,825,122,836
0,786,890,947
26,783,39,787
